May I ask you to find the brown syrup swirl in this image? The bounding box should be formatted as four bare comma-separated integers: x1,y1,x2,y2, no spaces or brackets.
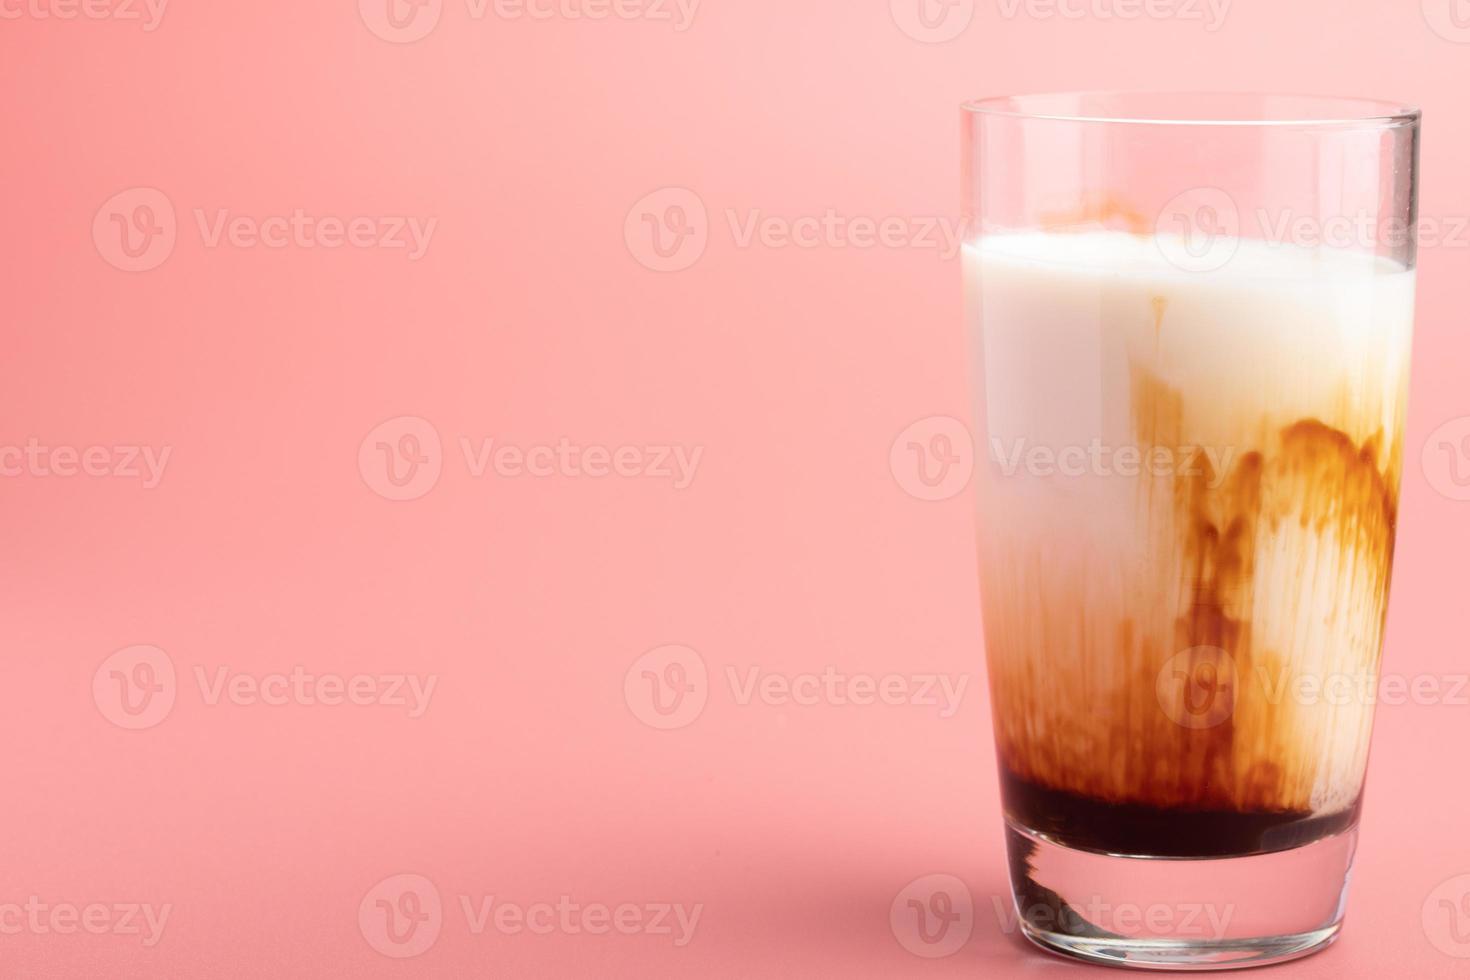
984,300,1404,857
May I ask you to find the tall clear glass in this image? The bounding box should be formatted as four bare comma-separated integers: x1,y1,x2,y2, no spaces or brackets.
962,92,1419,970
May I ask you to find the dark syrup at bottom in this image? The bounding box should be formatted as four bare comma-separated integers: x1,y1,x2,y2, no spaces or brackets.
1001,768,1362,940
1001,767,1361,859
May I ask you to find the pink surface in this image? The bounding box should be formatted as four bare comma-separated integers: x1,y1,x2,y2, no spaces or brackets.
2,2,1468,977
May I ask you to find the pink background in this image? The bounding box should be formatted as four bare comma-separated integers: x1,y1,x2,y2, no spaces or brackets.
3,1,1469,976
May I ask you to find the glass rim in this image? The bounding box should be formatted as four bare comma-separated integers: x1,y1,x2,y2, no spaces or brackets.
961,90,1420,129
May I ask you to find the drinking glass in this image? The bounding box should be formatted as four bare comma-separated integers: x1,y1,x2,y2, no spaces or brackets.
962,91,1419,970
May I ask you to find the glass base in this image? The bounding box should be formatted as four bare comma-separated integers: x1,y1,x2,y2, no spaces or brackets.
1004,820,1358,971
